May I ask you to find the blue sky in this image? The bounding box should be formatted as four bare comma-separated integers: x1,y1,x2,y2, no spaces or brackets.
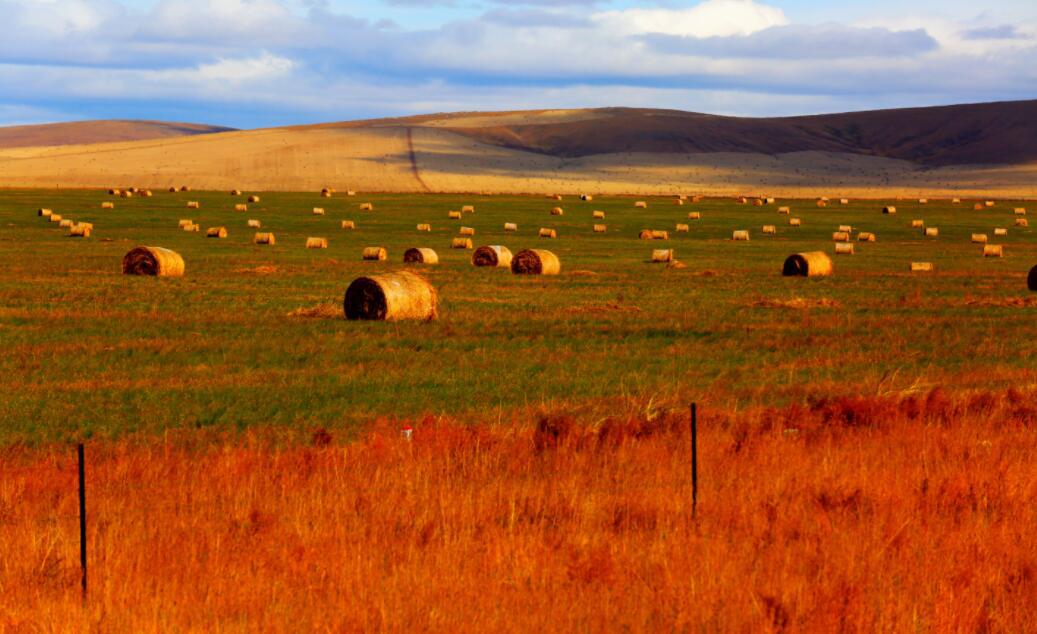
0,0,1034,128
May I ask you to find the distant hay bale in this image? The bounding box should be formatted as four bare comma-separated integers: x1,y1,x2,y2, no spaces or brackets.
248,195,261,203
816,200,828,208
120,191,132,198
504,222,518,232
593,210,605,219
652,249,674,263
732,230,750,241
417,223,432,232
777,207,790,214
688,212,701,220
858,232,876,242
511,249,560,275
834,243,855,255
230,189,242,196
187,201,200,209
178,219,193,228
883,206,896,214
832,232,850,242
459,226,475,236
1029,266,1037,291
676,223,690,233
69,225,91,238
306,237,328,249
551,195,563,201
123,246,184,277
344,271,437,322
971,233,989,244
168,187,177,193
911,220,924,228
461,205,475,213
206,227,228,239
538,228,557,239
59,219,73,228
108,189,120,195
346,191,357,196
737,197,748,204
101,202,114,209
919,198,928,204
766,197,776,204
75,222,93,231
789,218,801,226
180,186,191,192
321,191,332,198
952,198,961,203
183,224,200,232
404,247,439,264
247,219,261,228
472,245,513,268
974,203,985,211
235,204,248,212
363,246,388,260
675,199,685,206
650,230,669,240
838,225,852,232
762,225,776,235
840,198,849,205
984,244,1004,258
551,207,564,216
1015,208,1027,215
820,197,830,202
140,190,153,197
691,196,703,203
985,201,995,207
753,199,764,207
341,220,356,230
593,224,607,233
580,195,593,201
448,211,462,220
639,230,653,240
911,262,934,272
451,238,474,249
925,227,939,237
38,208,52,217
783,251,832,277
995,228,1008,236
1016,218,1029,227
313,207,325,215
254,232,276,245
635,201,648,209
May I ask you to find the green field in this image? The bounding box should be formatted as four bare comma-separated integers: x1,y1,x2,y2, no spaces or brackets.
2,189,1035,443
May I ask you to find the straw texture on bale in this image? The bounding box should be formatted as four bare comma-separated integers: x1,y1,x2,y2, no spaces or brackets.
359,203,373,211
363,247,388,260
313,207,325,215
451,238,474,249
462,205,475,213
417,223,432,232
1028,265,1037,291
344,271,438,322
101,202,114,209
762,225,776,235
688,212,701,220
1016,219,1029,227
341,220,356,230
834,243,855,255
472,245,513,268
247,219,261,228
254,232,276,245
676,223,690,233
306,237,328,249
971,234,989,244
832,231,850,242
783,252,832,277
984,245,1004,258
448,211,462,220
858,232,876,242
635,201,648,209
511,249,560,276
651,249,673,263
778,207,790,214
911,262,934,272
187,201,200,209
459,227,475,236
38,208,52,217
538,228,557,239
404,248,439,265
248,195,261,203
995,228,1008,236
883,206,896,214
69,225,91,238
551,207,564,216
789,218,801,226
593,211,605,219
235,204,248,212
504,223,518,232
593,224,607,233
732,230,750,241
122,246,184,277
206,227,228,239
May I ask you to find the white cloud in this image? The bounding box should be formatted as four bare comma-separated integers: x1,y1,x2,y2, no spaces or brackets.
595,0,788,37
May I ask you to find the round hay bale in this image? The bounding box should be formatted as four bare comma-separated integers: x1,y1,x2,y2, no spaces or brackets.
985,201,995,207
593,210,605,219
858,232,876,242
108,189,120,195
306,237,328,249
359,203,374,211
732,230,750,241
676,223,690,233
635,201,648,209
459,226,475,236
580,195,593,201
971,233,988,244
1016,218,1029,227
344,271,437,322
341,220,356,230
783,252,832,277
652,249,673,263
504,222,518,232
206,227,228,239
183,224,200,232
75,222,93,231
593,224,607,233
511,249,560,275
123,246,184,277
101,202,114,209
777,206,790,214
925,228,939,237
911,262,934,272
461,205,475,213
1015,208,1027,215
417,223,432,232
952,198,961,203
404,248,439,264
1028,265,1037,291
180,186,191,192
639,230,653,240
178,219,193,228
688,212,701,220
321,191,332,198
247,219,261,228
789,218,801,226
58,218,73,228
737,197,748,204
472,245,513,268
840,198,849,205
983,245,1004,258
911,219,924,228
69,225,91,238
363,246,388,260
235,204,248,212
551,207,564,216
762,225,776,235
313,207,325,215
883,206,897,214
231,189,242,196
995,228,1008,237
551,194,563,201
451,238,473,249
168,187,177,193
187,201,200,209
838,225,852,232
248,195,261,203
753,199,764,207
834,243,855,255
832,231,850,242
974,203,985,211
651,230,669,240
816,200,828,208
448,211,462,220
120,191,132,198
675,199,685,206
919,198,928,204
538,228,557,239
347,190,357,196
254,232,276,245
38,208,52,217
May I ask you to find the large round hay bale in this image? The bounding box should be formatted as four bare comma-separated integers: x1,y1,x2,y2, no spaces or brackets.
247,219,261,228
178,219,193,228
924,227,939,237
1028,265,1037,291
832,231,850,242
341,220,356,230
1015,208,1027,215
635,201,648,209
995,228,1008,237
762,225,776,235
581,195,593,201
974,203,985,211
732,230,750,241
777,206,790,214
676,223,690,233
48,214,63,223
344,271,437,322
206,227,228,238
59,219,73,228
123,246,184,277
1015,218,1029,227
186,201,200,209
359,203,374,211
306,237,328,249
180,186,191,192
789,218,801,226
512,249,560,275
783,252,832,277
461,205,475,213
168,187,177,193
911,262,934,272
363,246,388,260
183,224,200,232
101,202,114,209
254,232,276,245
688,212,701,220
231,189,242,196
639,230,653,240
911,219,924,228
651,230,669,240
858,232,876,242
404,248,439,264
472,245,513,268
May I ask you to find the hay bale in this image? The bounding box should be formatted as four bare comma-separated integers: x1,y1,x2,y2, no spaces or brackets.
1015,208,1027,215
753,199,764,207
448,211,462,220
347,191,357,196
321,191,332,199
675,199,685,206
206,227,228,239
59,219,73,228
459,226,475,236
511,249,560,275
101,202,114,209
1028,265,1037,291
75,222,93,231
691,196,703,203
306,237,328,249
472,245,513,268
737,197,748,204
551,207,564,216
230,189,242,196
971,233,989,244
404,248,438,264
69,225,91,238
639,230,653,240
838,225,852,232
451,238,474,249
649,230,667,240
676,223,690,233
108,189,120,195
247,219,262,228
538,228,557,239
341,220,356,230
359,203,373,211
254,232,276,245
417,223,432,232
984,245,1004,257
363,246,388,260
919,198,928,204
652,249,674,263
461,205,475,213
783,252,832,277
140,190,153,197
235,204,248,212
123,246,184,277
832,231,850,242
985,201,995,207
593,224,607,233
834,243,855,255
762,225,776,235
974,203,985,211
168,187,177,193
777,206,790,214
634,201,648,208
911,220,924,228
995,228,1008,236
688,212,701,220
766,197,776,204
180,186,191,192
120,191,132,198
1017,218,1030,227
551,195,563,201
187,201,200,209
313,207,325,215
952,198,961,203
183,224,200,232
248,195,261,203
883,206,896,214
344,271,437,322
789,218,801,226
840,198,849,205
817,200,828,208
38,208,52,217
858,232,876,242
593,210,605,219
504,222,518,232
925,228,939,237
580,195,593,201
178,219,193,228
911,262,934,272
732,230,750,241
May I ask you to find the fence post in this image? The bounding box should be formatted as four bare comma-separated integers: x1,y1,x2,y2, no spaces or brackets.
78,443,87,601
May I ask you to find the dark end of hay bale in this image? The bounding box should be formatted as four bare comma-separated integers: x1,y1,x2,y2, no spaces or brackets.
1028,265,1037,292
344,277,389,320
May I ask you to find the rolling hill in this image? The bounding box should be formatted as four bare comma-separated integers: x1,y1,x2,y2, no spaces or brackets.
0,120,235,149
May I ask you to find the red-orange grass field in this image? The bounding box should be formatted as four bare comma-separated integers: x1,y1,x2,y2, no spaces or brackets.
3,390,1037,631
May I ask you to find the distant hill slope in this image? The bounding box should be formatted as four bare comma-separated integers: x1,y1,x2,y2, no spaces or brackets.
0,120,235,149
440,101,1037,167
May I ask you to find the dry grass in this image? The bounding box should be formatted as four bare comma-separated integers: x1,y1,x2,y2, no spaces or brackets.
3,391,1037,631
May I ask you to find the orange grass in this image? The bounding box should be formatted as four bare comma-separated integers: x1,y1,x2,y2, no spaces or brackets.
2,389,1037,631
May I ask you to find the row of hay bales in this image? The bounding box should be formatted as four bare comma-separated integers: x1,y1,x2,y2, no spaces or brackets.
38,208,92,237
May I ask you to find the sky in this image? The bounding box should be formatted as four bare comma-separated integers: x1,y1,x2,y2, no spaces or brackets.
0,0,1035,128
